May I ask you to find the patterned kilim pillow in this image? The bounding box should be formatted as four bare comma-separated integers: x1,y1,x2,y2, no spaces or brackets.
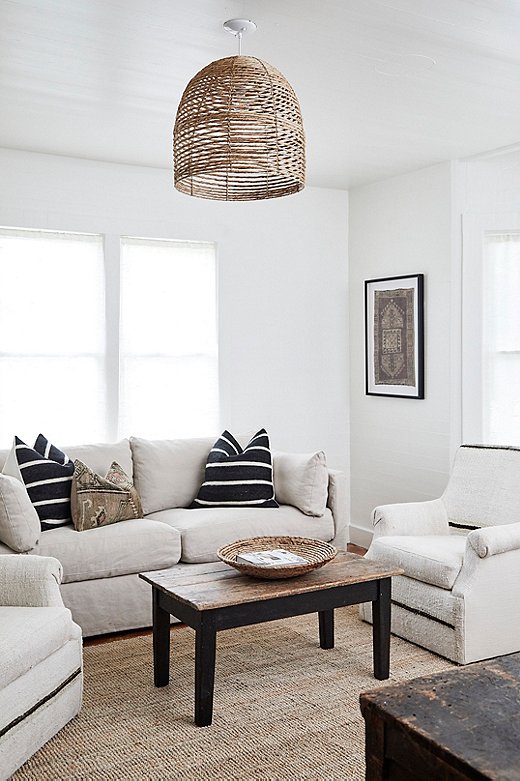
2,435,74,531
191,429,279,508
71,460,143,531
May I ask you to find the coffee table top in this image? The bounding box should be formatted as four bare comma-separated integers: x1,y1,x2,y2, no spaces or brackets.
140,552,402,611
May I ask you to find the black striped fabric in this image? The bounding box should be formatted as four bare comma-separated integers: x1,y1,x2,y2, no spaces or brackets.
191,429,279,508
34,433,70,466
14,436,74,531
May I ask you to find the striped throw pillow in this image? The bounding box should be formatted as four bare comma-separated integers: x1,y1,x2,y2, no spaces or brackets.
191,429,279,508
2,435,74,531
34,433,70,466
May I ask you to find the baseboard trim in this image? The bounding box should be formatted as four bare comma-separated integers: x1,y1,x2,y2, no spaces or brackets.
348,523,373,549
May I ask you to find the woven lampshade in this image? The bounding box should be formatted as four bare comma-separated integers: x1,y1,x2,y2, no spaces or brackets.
174,55,305,201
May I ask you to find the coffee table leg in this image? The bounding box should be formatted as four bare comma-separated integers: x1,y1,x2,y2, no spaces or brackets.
319,609,335,649
195,616,217,726
153,587,170,687
372,577,391,680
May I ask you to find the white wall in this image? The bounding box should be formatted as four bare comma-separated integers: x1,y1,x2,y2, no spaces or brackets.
0,148,349,474
348,162,453,546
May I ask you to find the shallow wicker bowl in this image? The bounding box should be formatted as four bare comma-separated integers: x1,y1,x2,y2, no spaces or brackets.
217,536,337,580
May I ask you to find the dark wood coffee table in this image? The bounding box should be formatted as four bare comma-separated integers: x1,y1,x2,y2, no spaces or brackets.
139,552,402,726
360,653,520,780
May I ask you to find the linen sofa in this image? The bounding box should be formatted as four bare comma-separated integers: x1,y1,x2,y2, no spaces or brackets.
360,444,520,664
0,436,347,637
0,555,82,780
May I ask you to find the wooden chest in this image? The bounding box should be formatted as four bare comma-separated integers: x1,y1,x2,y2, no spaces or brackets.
360,653,520,780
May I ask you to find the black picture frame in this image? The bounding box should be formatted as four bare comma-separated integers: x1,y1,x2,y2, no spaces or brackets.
365,273,424,399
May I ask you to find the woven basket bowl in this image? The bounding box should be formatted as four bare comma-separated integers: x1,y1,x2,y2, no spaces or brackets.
217,536,337,580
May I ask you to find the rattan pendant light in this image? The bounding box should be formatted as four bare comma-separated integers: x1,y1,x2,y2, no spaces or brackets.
173,19,305,201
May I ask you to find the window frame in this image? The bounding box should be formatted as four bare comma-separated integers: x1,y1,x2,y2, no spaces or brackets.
462,213,520,443
0,225,218,445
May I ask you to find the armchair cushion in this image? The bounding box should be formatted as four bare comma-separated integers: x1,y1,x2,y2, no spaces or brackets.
467,520,520,559
0,605,81,690
367,535,466,590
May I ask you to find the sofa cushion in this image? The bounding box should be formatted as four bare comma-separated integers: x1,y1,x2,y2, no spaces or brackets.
37,518,181,583
0,606,81,689
146,505,335,564
273,451,328,517
130,435,215,513
191,429,278,508
368,535,466,590
63,440,133,480
0,474,40,552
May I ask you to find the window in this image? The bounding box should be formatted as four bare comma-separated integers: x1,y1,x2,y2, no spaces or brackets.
0,228,106,447
0,228,218,447
482,232,520,444
119,237,218,439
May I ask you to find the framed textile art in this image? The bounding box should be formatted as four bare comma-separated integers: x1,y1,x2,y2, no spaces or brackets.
365,274,424,399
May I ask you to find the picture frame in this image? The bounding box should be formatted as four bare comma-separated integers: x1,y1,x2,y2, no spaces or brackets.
365,273,424,399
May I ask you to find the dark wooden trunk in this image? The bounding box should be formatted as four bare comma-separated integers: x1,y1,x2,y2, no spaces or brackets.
360,653,520,781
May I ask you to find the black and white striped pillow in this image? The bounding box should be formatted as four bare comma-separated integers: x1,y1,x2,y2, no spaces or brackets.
34,433,70,466
2,436,74,531
191,429,279,508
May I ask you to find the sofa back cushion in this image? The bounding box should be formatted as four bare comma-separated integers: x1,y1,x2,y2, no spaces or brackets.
63,440,133,479
0,439,133,480
443,445,520,530
130,436,215,514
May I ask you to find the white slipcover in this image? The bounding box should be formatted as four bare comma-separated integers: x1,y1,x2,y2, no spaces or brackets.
361,445,520,664
0,436,348,637
147,505,335,563
0,555,82,780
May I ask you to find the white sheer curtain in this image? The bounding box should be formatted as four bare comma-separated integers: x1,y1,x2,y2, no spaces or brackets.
119,237,218,439
0,228,106,448
483,232,520,444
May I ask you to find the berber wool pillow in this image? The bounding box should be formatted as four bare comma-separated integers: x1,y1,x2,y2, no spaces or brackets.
191,429,279,508
2,435,74,531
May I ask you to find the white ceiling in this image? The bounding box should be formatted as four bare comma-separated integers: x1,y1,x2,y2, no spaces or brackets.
1,0,520,189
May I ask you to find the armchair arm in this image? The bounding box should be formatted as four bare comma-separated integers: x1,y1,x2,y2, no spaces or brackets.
467,521,520,559
327,469,348,551
0,554,64,607
372,498,449,539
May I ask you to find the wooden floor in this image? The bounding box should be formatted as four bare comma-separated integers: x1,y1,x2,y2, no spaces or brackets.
85,543,367,647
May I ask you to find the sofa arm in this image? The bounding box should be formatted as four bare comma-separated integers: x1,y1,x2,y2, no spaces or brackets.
0,554,64,607
467,522,520,559
372,498,449,539
327,469,348,551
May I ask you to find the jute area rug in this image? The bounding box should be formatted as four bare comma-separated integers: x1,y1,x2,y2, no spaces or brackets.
14,607,454,780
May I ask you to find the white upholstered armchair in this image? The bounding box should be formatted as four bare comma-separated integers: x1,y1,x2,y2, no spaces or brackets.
0,555,83,779
360,445,520,664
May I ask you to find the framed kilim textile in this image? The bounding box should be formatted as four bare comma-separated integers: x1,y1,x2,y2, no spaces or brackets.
365,274,424,398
